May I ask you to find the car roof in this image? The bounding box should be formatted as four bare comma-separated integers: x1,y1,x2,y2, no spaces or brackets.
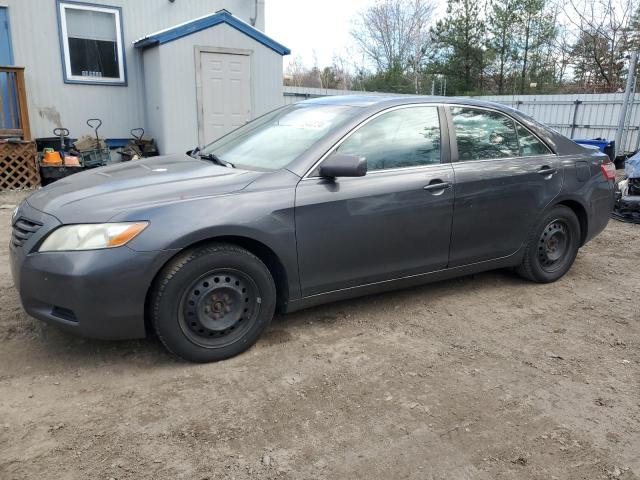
299,94,515,113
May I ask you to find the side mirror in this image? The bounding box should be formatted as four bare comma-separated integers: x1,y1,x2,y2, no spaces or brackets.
319,153,367,178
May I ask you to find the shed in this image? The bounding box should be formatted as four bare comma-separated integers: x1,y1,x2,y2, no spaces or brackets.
134,9,289,154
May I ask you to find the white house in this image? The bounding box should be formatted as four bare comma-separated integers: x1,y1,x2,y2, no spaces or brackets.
1,0,289,154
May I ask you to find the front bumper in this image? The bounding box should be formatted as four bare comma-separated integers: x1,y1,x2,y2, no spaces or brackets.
10,201,175,340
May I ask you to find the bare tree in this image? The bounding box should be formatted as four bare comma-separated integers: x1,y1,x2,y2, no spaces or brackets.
351,0,436,93
284,55,307,87
331,54,354,90
552,19,574,86
563,0,638,90
332,51,370,90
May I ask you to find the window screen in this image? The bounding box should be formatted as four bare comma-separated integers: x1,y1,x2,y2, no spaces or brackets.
451,107,519,161
60,4,124,83
337,106,441,171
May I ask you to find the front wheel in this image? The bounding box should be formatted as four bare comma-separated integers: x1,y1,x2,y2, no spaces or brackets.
517,205,581,283
150,243,276,362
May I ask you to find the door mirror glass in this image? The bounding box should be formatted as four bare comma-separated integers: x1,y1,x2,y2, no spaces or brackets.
319,153,367,178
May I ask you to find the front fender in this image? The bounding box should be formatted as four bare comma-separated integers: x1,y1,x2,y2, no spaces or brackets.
110,172,301,301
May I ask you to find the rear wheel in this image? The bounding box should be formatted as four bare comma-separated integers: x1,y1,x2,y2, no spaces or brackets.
517,205,580,283
151,243,276,362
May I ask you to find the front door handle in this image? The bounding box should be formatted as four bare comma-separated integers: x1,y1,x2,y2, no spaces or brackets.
537,166,558,176
423,181,452,192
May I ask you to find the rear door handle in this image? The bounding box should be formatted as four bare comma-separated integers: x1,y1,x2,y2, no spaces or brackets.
537,167,558,176
423,181,452,192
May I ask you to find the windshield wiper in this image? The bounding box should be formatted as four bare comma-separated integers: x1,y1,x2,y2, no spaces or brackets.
198,153,234,168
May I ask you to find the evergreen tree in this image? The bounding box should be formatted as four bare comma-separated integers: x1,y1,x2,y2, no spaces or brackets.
571,30,626,90
431,0,486,95
487,0,519,94
516,0,556,93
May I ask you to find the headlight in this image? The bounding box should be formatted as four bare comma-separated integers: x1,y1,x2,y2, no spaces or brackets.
39,222,149,252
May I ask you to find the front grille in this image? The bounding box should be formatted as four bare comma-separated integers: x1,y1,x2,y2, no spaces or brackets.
12,217,42,248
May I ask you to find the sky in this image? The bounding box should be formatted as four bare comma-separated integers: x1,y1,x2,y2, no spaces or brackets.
265,0,375,70
265,0,634,73
265,0,451,72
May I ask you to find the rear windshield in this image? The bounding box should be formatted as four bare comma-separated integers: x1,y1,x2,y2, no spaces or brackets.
200,104,358,171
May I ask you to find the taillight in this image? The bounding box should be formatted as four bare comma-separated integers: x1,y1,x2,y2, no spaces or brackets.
600,161,616,181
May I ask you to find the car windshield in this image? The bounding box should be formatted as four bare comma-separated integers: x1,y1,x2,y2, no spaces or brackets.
199,104,357,171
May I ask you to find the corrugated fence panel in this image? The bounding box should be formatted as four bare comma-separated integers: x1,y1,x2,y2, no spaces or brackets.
468,93,639,154
283,87,640,154
283,86,375,105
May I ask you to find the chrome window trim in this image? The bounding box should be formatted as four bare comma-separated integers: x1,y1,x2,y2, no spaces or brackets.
301,103,442,180
447,103,556,159
303,162,450,181
452,153,557,166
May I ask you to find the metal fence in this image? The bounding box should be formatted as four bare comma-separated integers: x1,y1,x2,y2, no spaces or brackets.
282,86,400,104
474,94,639,155
282,86,640,154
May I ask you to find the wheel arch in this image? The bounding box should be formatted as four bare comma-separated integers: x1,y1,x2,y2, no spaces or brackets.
144,235,291,335
555,199,588,246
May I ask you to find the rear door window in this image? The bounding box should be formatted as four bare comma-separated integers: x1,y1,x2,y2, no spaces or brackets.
516,124,552,156
450,107,519,160
337,106,441,171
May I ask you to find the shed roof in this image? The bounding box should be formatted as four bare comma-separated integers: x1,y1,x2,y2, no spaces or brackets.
133,9,290,55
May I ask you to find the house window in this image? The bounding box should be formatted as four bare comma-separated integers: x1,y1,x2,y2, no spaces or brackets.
57,1,126,84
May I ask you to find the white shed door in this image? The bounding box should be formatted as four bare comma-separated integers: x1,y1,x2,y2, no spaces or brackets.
199,51,251,143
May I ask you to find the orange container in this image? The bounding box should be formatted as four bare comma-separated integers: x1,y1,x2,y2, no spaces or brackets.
43,151,62,165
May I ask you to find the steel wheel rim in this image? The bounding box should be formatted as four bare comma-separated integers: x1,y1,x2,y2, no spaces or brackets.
537,219,570,272
178,268,260,348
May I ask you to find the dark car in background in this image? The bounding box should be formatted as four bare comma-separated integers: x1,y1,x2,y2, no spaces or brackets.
9,96,615,362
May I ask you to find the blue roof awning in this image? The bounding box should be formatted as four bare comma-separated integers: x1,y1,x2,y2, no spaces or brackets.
133,10,290,56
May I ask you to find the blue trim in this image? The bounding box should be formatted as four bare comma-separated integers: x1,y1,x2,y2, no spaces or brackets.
34,138,129,148
0,7,15,65
56,0,128,86
104,138,130,148
0,7,17,129
134,10,290,56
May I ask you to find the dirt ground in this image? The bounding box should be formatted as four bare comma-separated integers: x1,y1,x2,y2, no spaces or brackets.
0,189,638,480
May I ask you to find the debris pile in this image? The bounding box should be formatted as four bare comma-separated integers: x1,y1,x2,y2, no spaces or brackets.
612,152,640,224
118,128,159,162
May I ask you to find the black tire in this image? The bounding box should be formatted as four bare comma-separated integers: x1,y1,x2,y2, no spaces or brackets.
150,243,276,363
517,205,581,283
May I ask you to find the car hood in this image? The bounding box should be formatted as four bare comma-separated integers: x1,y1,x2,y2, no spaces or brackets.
27,154,262,223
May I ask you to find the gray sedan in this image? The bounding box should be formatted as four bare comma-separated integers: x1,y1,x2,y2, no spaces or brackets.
10,96,615,362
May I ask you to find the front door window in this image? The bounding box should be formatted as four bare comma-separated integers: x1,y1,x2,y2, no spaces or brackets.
337,106,441,170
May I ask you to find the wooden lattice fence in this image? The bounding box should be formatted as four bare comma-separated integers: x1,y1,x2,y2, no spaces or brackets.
0,141,40,190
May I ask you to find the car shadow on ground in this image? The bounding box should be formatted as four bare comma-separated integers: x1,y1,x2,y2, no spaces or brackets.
275,267,525,325
14,324,176,368
7,268,527,368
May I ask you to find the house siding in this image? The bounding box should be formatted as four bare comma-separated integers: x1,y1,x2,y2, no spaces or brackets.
145,22,283,154
5,0,265,140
